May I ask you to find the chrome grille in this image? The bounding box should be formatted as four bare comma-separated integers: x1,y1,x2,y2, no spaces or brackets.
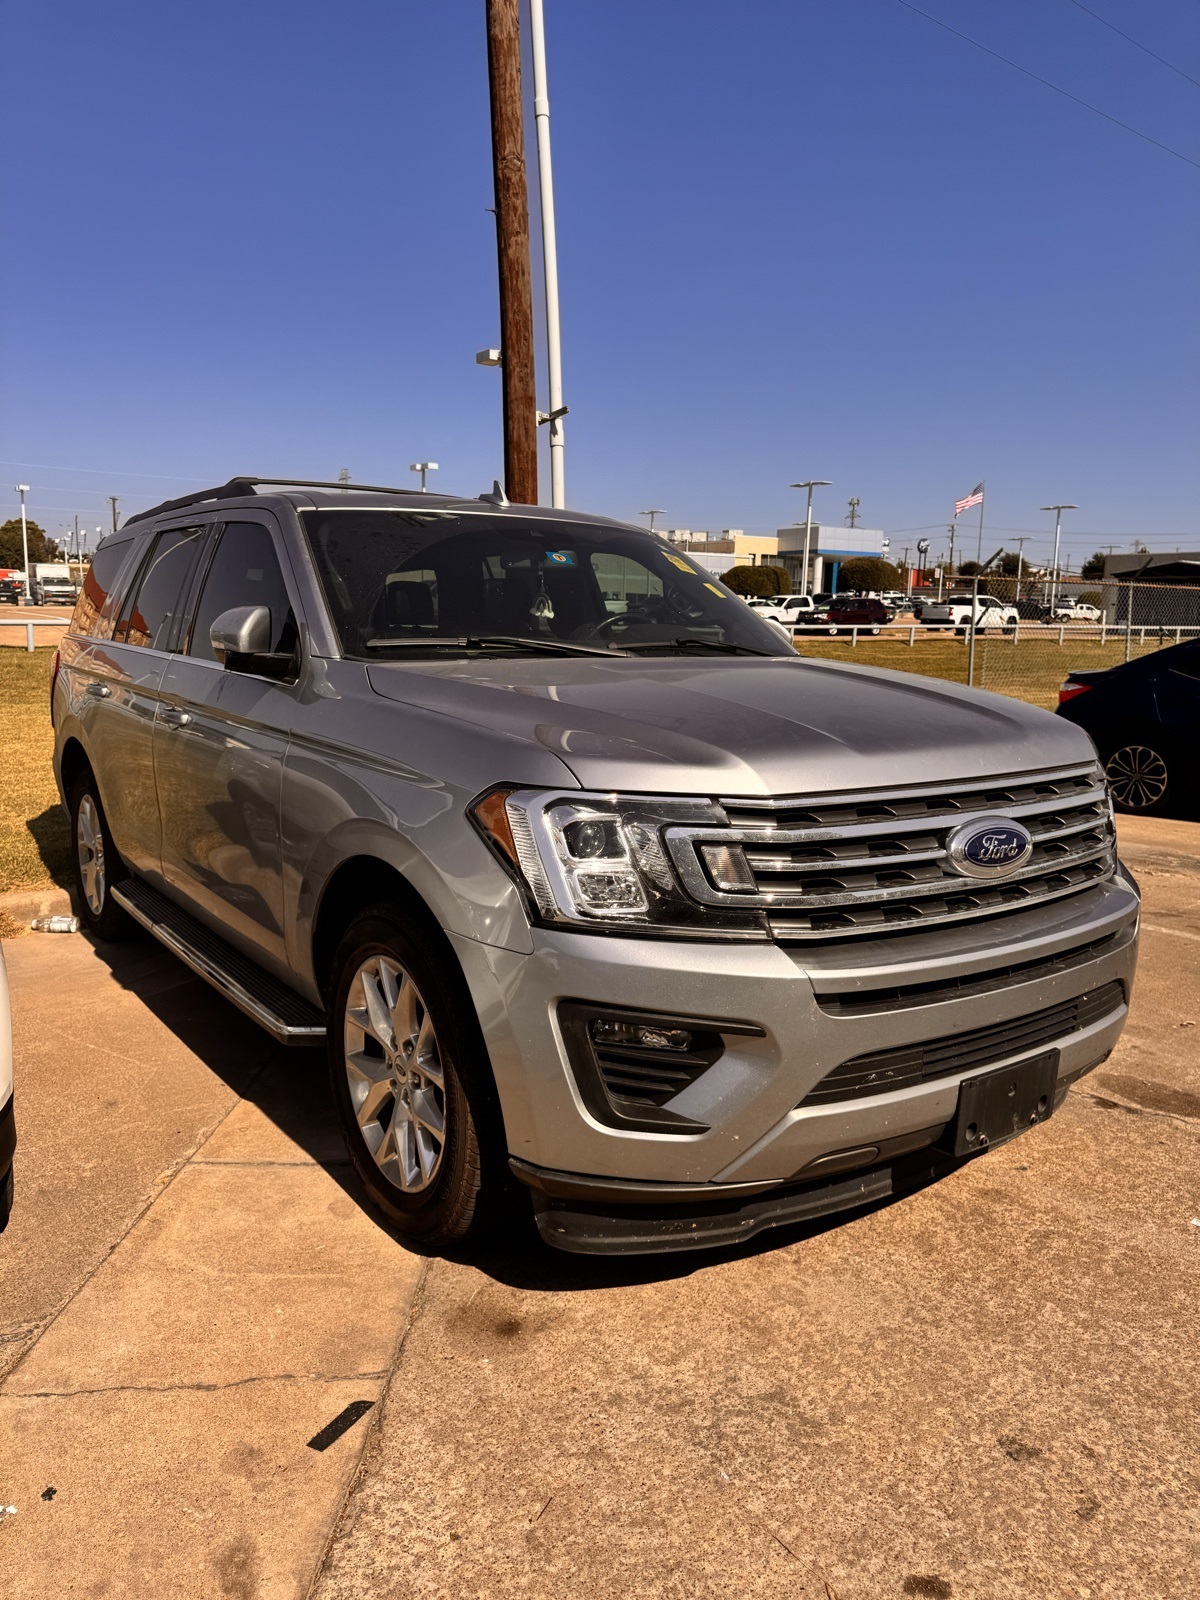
665,763,1116,943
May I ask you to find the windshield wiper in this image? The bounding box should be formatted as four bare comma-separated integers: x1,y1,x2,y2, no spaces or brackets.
363,634,626,657
622,637,775,657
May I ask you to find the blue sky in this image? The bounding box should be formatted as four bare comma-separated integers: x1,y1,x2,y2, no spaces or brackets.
2,0,1197,568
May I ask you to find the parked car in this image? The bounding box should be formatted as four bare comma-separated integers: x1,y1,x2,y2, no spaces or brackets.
920,594,1019,634
1,941,13,1231
51,477,1138,1255
1048,602,1102,623
0,570,25,605
817,596,890,635
1057,639,1200,814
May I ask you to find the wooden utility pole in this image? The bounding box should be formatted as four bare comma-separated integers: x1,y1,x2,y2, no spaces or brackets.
486,0,538,504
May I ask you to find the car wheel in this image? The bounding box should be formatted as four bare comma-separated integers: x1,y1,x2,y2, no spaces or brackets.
1104,741,1173,815
826,625,838,636
327,907,504,1249
870,626,881,636
69,771,134,940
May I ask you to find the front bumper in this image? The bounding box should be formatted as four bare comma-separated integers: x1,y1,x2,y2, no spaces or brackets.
451,872,1138,1238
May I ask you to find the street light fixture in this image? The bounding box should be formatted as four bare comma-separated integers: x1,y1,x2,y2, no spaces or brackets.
14,486,30,605
1040,504,1077,610
475,348,503,367
640,509,665,534
409,462,438,492
789,480,830,597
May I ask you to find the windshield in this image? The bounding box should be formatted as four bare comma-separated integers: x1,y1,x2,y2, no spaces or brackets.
299,510,794,658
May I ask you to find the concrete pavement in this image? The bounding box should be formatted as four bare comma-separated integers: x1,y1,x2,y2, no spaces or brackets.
1,813,1197,1598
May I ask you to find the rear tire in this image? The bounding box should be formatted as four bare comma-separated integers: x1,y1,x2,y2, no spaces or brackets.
326,907,503,1250
69,771,134,940
1103,739,1173,815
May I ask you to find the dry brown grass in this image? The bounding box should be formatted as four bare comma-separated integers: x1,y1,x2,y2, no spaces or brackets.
0,648,69,894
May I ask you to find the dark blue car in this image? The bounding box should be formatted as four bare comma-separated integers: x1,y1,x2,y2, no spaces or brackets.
1056,639,1200,814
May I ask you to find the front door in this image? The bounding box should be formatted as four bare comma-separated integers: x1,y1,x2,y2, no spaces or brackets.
156,516,301,974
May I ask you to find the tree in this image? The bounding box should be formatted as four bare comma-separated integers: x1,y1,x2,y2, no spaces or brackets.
720,564,789,597
835,557,901,593
0,518,60,568
958,560,982,577
1080,551,1106,578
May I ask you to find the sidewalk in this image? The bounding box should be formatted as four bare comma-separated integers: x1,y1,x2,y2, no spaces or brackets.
1,817,1197,1598
0,933,424,1598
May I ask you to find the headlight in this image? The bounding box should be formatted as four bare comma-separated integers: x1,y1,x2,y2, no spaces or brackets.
468,787,767,937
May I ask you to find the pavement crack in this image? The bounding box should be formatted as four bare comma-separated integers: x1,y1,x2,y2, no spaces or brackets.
6,1370,390,1401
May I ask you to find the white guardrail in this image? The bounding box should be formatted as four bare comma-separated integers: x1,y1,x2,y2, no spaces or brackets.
790,621,1200,648
1,616,71,652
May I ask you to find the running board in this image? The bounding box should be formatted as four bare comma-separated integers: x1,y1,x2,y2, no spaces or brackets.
111,879,327,1046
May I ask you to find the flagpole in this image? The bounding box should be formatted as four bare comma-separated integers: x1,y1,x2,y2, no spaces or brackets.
976,482,986,565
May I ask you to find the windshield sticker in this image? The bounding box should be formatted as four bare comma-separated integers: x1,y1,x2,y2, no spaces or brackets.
665,554,696,573
704,582,725,597
545,550,577,566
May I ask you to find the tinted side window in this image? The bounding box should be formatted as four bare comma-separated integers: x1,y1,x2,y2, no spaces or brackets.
188,522,294,661
69,537,136,639
115,527,206,651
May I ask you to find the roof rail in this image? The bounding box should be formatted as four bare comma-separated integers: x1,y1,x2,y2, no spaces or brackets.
123,476,414,528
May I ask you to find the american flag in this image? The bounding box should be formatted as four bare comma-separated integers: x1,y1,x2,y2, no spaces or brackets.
955,482,984,518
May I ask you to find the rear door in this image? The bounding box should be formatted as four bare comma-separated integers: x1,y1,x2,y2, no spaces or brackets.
155,514,302,972
75,525,208,875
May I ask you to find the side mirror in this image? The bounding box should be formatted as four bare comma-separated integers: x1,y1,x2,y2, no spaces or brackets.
210,605,272,661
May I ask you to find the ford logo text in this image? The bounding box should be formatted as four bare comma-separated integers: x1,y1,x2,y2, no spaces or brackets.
946,818,1034,879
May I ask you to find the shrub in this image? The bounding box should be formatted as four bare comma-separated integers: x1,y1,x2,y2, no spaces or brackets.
835,557,901,593
720,564,789,597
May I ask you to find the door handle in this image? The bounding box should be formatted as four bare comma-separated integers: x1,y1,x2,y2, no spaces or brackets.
85,682,112,699
160,707,192,728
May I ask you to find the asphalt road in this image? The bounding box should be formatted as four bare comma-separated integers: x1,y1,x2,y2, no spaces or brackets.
1,815,1197,1599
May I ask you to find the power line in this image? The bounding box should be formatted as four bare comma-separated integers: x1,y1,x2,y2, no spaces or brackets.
0,460,214,481
891,0,1200,172
1062,0,1200,93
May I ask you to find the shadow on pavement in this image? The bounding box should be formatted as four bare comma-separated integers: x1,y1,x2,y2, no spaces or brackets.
83,923,954,1296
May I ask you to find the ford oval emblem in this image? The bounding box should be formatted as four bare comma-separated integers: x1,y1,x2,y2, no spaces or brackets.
946,817,1034,879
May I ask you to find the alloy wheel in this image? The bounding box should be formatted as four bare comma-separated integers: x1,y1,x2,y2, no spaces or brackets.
76,793,106,915
1105,744,1169,811
343,955,447,1193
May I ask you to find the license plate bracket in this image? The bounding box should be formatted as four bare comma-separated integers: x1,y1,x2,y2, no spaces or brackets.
948,1050,1059,1158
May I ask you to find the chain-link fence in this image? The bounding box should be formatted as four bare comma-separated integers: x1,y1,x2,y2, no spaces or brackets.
792,577,1200,710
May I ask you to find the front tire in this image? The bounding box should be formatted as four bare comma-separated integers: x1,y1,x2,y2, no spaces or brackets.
69,771,133,940
327,908,500,1249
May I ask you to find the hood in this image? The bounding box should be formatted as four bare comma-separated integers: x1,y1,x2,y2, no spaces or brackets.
366,655,1094,796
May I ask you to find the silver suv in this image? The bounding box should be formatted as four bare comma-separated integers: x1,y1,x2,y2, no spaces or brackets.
52,479,1138,1255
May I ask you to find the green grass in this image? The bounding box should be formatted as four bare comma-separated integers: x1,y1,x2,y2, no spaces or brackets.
0,648,69,894
794,631,1166,711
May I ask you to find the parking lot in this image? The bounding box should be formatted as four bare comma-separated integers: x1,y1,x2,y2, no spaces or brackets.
0,813,1196,1599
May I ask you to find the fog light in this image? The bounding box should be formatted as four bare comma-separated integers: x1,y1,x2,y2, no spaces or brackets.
591,1020,693,1052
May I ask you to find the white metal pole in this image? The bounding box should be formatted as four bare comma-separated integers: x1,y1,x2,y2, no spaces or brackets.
529,0,565,509
1050,508,1062,611
801,486,814,597
16,487,30,604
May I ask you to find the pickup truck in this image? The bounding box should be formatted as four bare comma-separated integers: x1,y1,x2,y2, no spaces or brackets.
920,595,1019,634
52,477,1138,1256
1047,602,1102,623
0,570,24,605
749,594,819,625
